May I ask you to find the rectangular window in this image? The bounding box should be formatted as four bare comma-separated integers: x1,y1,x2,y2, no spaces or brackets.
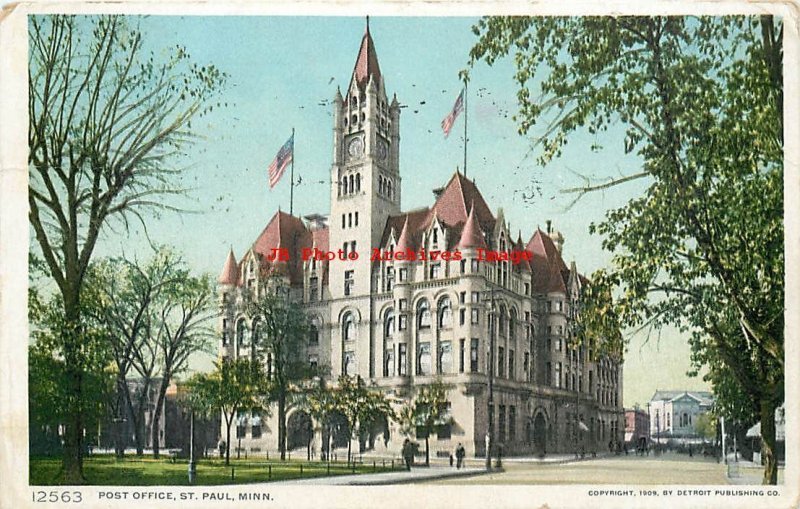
398,344,407,376
459,308,465,326
309,276,319,301
385,266,394,292
399,298,407,310
546,362,552,386
471,259,479,272
384,348,394,377
399,268,408,281
344,270,354,296
251,422,262,439
460,259,466,274
471,308,480,325
498,347,505,378
470,338,479,372
417,342,431,375
524,282,530,296
399,314,407,331
342,214,346,228
348,213,352,228
309,355,318,371
508,350,515,380
524,352,530,380
429,262,441,279
459,291,466,304
555,362,562,388
439,341,452,373
343,242,348,256
509,406,516,441
471,291,479,303
355,211,359,226
459,339,465,373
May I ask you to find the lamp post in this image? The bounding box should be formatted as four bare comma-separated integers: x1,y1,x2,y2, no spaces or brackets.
481,287,497,471
188,409,196,484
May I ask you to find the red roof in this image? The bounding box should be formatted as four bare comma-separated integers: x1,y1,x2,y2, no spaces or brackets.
350,22,382,92
251,211,312,284
457,204,487,249
426,172,495,233
218,249,239,285
526,229,569,293
380,208,430,251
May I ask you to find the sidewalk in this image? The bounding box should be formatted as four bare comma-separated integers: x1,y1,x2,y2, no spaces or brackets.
266,465,488,485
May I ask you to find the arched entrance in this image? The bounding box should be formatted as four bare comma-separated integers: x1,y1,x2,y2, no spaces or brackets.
533,413,548,457
321,411,350,460
287,410,313,452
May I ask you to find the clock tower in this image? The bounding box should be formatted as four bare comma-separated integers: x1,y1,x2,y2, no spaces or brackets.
329,19,401,298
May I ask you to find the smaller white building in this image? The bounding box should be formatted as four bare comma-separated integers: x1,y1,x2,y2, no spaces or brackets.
648,390,714,441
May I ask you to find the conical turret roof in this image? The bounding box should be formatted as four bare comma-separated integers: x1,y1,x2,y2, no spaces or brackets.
457,204,487,249
218,249,239,285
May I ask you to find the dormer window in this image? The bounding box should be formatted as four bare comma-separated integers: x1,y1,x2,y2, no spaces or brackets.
432,228,438,246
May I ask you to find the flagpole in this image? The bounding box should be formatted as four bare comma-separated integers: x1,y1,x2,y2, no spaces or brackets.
463,82,468,177
290,127,295,216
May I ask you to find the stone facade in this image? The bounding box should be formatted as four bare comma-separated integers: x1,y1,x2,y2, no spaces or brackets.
216,22,624,459
648,390,714,441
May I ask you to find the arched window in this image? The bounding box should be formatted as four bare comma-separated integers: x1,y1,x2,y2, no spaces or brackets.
351,114,358,125
509,308,518,341
498,306,507,337
384,308,395,338
237,319,249,347
417,299,431,329
437,297,452,328
308,323,319,345
387,180,392,200
251,318,260,346
343,313,356,341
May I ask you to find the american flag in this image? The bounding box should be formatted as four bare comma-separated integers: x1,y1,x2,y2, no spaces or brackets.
268,133,294,188
441,89,464,138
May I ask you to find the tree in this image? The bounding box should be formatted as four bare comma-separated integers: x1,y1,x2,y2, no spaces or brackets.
246,278,316,460
28,15,225,481
398,378,453,466
302,379,338,461
186,358,270,465
150,271,216,459
333,375,394,465
469,16,783,484
695,412,717,442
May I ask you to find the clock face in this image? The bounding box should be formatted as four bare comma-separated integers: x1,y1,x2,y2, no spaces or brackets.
347,136,364,159
377,138,389,161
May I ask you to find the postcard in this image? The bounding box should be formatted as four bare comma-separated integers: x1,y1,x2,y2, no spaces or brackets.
0,1,797,508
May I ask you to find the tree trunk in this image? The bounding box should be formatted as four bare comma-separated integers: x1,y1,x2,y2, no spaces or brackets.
760,398,778,485
425,435,430,466
151,373,171,459
278,390,287,460
61,300,85,483
225,415,232,466
114,377,128,458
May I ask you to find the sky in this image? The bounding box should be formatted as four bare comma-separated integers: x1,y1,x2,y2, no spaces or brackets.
82,15,710,408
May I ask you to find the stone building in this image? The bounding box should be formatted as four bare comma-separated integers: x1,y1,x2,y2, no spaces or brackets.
624,405,650,448
217,21,624,459
648,390,714,442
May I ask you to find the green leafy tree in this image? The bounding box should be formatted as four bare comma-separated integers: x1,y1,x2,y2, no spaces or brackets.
186,358,270,465
28,15,225,481
302,379,338,461
469,15,783,484
333,375,394,465
246,278,317,461
695,412,717,442
398,378,453,466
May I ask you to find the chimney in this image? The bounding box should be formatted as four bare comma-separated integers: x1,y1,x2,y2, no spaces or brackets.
546,219,552,234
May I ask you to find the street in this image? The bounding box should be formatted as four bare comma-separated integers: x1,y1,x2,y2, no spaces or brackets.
425,452,784,485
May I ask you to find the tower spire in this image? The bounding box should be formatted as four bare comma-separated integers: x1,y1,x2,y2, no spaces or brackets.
366,15,370,32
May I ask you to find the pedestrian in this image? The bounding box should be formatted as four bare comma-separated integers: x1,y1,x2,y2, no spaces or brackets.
455,443,466,469
218,440,226,459
449,453,454,467
402,438,413,471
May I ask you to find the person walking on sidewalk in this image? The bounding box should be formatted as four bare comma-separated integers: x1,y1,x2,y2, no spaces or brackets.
402,439,413,471
455,443,466,469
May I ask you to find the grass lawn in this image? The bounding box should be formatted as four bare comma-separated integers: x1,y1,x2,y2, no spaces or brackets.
30,455,401,486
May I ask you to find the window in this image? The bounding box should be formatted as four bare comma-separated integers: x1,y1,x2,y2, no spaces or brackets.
459,308,466,326
524,283,530,296
459,339,465,373
237,319,248,347
222,292,229,304
309,276,319,302
399,298,407,311
438,341,452,373
417,300,431,329
508,350,515,379
355,212,359,226
471,308,480,325
498,405,506,443
399,268,408,281
386,266,394,291
344,351,356,376
470,339,479,372
498,309,507,337
432,228,438,246
308,324,319,345
429,262,441,279
384,348,394,377
509,310,517,341
438,297,452,328
555,362,562,388
348,213,352,228
471,259,479,272
343,313,355,341
222,318,229,345
398,344,407,376
523,352,530,380
471,292,479,304
344,270,354,296
498,347,505,378
384,309,395,337
459,292,466,304
546,362,552,385
417,342,431,375
460,259,466,274
309,355,318,372
251,413,262,438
